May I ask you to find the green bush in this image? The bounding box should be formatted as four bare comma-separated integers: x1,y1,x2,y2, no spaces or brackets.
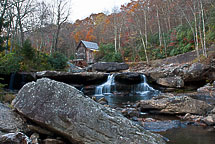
206,30,215,42
0,53,21,74
21,39,35,60
48,52,68,70
33,52,52,71
98,43,123,62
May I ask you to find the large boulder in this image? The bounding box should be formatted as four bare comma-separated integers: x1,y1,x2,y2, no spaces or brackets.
184,63,210,82
115,73,142,84
12,78,165,144
0,103,28,136
137,95,212,115
92,62,129,72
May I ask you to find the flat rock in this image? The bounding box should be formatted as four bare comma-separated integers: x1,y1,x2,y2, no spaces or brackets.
36,71,108,85
12,78,165,144
137,95,212,115
92,62,129,72
142,120,186,132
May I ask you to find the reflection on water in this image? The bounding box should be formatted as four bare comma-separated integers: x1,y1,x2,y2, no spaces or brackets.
94,92,157,106
160,126,215,144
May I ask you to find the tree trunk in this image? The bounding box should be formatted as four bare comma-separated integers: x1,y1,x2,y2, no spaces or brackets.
114,25,117,53
194,4,200,60
200,0,207,57
156,6,162,47
118,27,122,51
0,0,8,33
139,30,149,64
16,4,24,47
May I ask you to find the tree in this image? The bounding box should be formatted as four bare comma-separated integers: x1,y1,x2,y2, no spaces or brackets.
13,0,34,47
50,0,71,54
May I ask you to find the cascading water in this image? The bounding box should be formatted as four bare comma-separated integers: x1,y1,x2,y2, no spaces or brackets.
95,74,116,95
134,74,157,96
9,73,16,90
94,73,159,106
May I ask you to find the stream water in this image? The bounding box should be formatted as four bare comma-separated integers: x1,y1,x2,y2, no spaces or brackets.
93,74,215,144
161,126,215,144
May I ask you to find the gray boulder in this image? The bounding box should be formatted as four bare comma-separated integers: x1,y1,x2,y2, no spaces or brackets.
12,78,165,144
156,76,184,88
0,103,28,136
137,95,212,115
92,62,129,72
184,63,210,81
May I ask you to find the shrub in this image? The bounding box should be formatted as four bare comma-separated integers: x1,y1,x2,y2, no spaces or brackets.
0,78,7,102
33,53,52,71
21,39,35,60
48,52,68,70
98,43,123,62
0,53,21,74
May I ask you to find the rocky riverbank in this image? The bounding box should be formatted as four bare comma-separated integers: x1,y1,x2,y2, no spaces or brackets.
1,78,215,143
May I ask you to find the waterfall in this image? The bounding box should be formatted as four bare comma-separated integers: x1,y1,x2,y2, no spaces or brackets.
94,73,159,106
9,73,16,90
135,74,155,94
95,74,116,95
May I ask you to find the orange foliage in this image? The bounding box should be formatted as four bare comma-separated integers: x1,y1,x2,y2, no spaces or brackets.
73,31,84,43
85,28,96,41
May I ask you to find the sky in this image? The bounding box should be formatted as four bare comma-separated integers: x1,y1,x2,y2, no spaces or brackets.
70,0,131,22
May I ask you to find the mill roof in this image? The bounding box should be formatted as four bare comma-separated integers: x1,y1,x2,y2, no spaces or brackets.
79,40,99,50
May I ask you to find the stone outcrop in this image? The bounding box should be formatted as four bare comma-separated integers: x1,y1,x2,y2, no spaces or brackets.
36,71,108,85
139,61,215,89
137,95,212,115
0,103,28,136
92,62,129,72
12,78,165,144
115,73,142,84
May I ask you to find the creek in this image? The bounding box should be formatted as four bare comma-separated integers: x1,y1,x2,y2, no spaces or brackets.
2,72,215,143
92,73,215,144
